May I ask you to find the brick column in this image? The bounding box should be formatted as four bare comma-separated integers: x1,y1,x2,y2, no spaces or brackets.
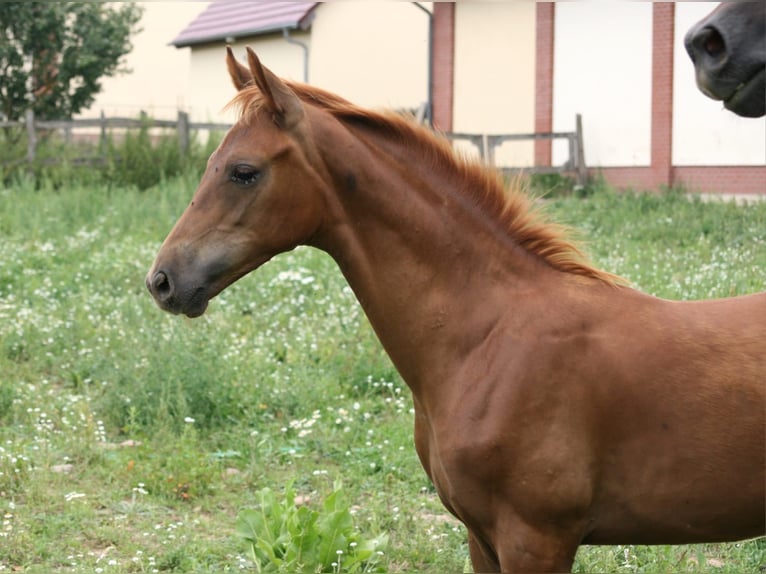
535,2,555,166
432,2,455,132
651,3,674,188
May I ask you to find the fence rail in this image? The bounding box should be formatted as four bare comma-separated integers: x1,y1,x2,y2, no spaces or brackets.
2,110,586,185
446,114,587,186
0,109,232,166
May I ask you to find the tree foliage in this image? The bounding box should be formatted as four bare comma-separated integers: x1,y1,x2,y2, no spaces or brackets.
0,2,143,121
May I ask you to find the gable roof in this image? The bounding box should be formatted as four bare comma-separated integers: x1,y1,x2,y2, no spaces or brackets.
171,1,319,48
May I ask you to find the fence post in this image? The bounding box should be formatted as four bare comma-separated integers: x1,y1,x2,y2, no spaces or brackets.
481,133,492,165
574,113,587,187
177,110,190,154
25,109,36,163
99,110,107,152
567,132,575,170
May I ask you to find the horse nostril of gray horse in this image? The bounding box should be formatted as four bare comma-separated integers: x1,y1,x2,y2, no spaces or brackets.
694,26,727,63
149,270,173,301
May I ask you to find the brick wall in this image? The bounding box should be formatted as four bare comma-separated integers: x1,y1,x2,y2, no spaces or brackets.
534,3,765,195
651,3,674,188
595,166,766,195
674,166,766,195
535,3,555,167
432,3,455,132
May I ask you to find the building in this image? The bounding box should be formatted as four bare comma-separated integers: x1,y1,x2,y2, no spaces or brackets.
171,2,430,122
80,2,209,120
86,2,765,195
436,3,764,194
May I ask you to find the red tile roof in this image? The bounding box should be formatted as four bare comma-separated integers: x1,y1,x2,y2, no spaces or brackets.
172,1,318,48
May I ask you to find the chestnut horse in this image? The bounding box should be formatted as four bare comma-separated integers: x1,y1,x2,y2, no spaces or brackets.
685,1,765,117
147,48,765,572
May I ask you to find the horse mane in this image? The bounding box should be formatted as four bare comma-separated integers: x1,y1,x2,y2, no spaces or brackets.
228,83,621,285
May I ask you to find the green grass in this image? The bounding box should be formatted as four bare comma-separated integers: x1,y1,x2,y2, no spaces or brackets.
0,177,764,572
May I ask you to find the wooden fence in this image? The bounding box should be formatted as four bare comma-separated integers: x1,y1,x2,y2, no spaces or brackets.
0,110,231,166
446,114,587,186
2,110,586,185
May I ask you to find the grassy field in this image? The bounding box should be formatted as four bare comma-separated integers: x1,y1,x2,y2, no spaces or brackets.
0,175,764,572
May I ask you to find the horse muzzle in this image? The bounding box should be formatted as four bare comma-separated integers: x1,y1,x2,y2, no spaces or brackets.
685,9,766,118
146,268,210,318
722,67,765,118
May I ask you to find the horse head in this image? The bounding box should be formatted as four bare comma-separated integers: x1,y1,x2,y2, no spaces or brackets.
146,48,327,317
685,2,765,117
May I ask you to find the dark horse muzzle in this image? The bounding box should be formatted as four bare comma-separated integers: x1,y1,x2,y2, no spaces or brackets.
146,268,210,318
684,2,766,118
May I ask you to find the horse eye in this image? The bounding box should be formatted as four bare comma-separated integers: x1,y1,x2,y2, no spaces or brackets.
230,165,261,186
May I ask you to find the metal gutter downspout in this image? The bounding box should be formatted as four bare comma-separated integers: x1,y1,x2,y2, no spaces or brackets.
283,27,309,83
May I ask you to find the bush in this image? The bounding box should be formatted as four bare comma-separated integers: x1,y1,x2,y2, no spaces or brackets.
95,328,251,435
104,120,222,191
106,121,182,190
0,116,223,190
526,172,577,197
525,172,607,198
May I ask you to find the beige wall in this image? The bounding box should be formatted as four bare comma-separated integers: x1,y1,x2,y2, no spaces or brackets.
82,0,536,155
673,3,765,166
79,2,210,120
553,2,652,167
186,3,429,122
188,33,311,124
308,2,429,110
453,2,536,167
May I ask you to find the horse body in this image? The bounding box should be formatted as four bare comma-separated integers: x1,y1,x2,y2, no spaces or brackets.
414,282,763,569
685,1,766,117
147,49,765,572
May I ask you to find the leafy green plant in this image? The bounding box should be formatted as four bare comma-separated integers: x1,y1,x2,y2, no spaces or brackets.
1,115,223,188
0,3,143,122
526,172,578,197
105,120,184,191
237,482,388,572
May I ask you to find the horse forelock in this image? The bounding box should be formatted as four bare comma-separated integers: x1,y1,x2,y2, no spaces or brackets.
224,86,266,123
225,83,621,286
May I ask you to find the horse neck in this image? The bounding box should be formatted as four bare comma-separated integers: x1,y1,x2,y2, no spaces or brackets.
305,115,561,397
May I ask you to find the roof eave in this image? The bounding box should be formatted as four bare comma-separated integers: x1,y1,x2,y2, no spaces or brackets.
172,4,317,49
173,22,306,48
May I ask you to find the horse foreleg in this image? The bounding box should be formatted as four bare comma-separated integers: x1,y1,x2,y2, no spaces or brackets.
495,519,580,574
467,522,578,573
467,530,501,572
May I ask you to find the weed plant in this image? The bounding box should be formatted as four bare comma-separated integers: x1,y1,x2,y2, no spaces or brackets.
0,118,222,190
237,482,387,572
0,176,763,572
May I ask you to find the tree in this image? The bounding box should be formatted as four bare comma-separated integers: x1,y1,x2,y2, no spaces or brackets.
0,2,143,122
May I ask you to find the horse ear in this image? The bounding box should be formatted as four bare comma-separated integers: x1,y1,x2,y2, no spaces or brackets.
246,46,304,129
226,46,253,91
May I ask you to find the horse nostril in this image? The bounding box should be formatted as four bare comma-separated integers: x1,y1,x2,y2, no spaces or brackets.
150,270,173,301
697,26,726,60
